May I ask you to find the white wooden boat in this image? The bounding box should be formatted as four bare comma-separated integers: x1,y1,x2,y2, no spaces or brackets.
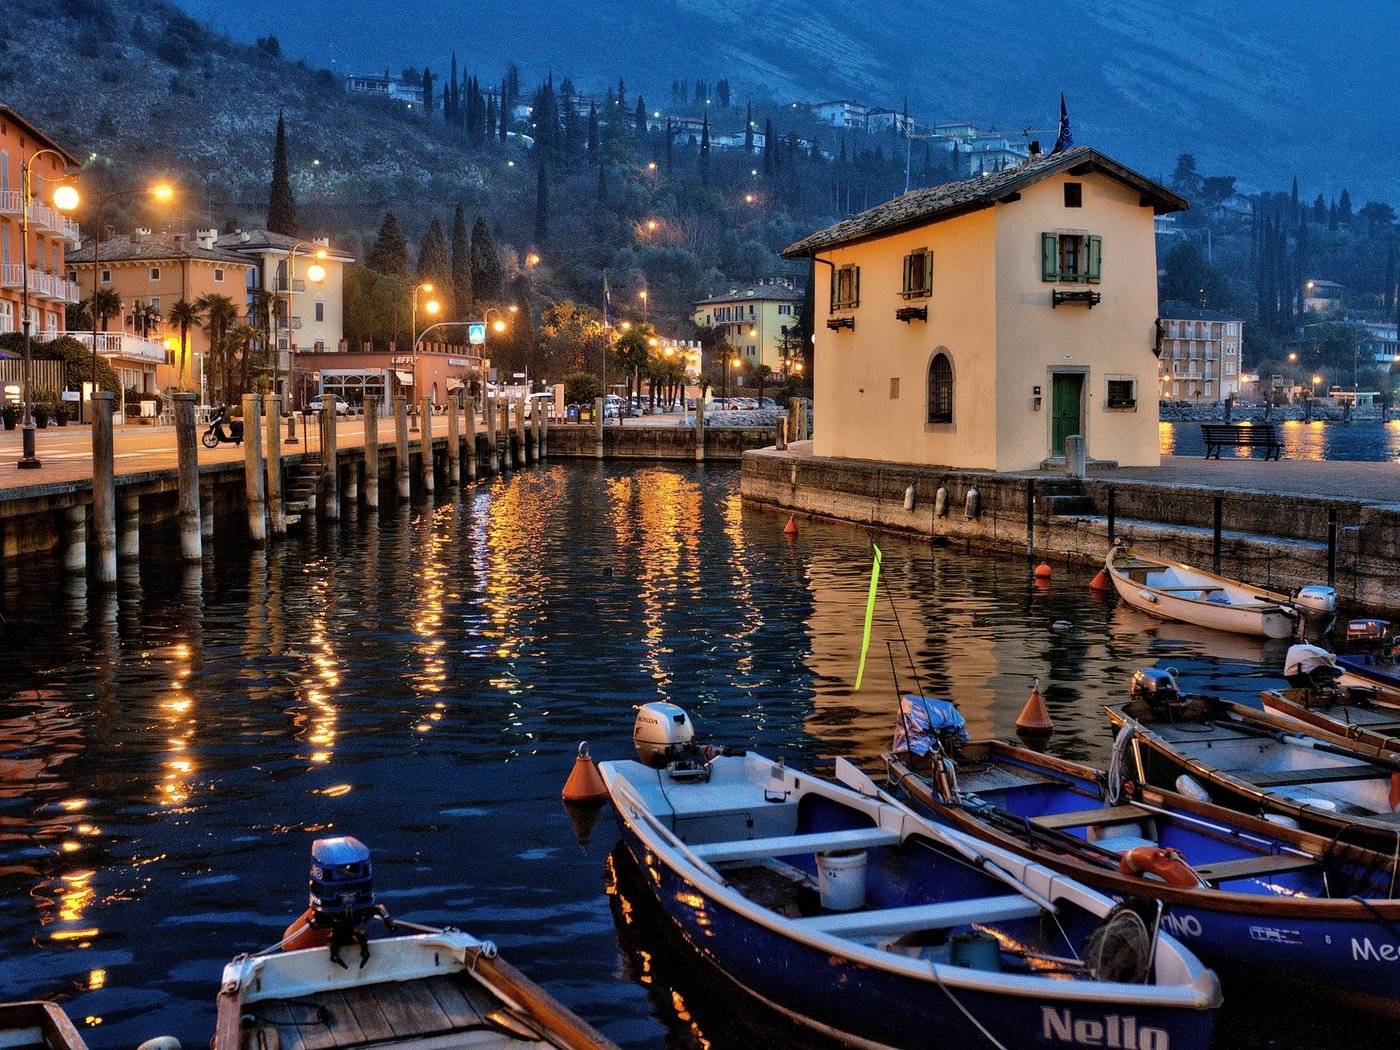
214,927,614,1050
0,1003,88,1050
1104,545,1334,639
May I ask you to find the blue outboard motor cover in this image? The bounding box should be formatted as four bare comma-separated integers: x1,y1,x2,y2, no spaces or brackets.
309,835,374,922
892,695,969,756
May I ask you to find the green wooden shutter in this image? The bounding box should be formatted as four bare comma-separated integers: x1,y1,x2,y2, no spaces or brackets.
1087,235,1102,284
926,250,933,296
902,253,912,297
1041,232,1059,281
830,268,838,311
852,266,860,306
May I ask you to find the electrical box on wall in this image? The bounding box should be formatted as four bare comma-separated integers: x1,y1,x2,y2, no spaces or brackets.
1033,385,1042,411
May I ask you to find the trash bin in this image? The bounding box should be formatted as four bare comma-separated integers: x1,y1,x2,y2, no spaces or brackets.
566,405,580,422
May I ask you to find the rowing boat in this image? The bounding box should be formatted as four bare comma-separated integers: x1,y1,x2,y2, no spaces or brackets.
1103,545,1334,639
600,701,1221,1050
1261,687,1400,750
0,1003,88,1050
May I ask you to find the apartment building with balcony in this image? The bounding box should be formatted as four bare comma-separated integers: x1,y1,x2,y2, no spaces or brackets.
692,278,804,376
0,106,82,338
67,230,254,396
1157,300,1244,401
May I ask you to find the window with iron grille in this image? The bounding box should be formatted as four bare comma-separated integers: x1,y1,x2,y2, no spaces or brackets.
927,351,953,424
1106,376,1137,409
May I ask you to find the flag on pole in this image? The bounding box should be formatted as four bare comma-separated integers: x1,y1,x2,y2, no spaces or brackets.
602,271,612,328
854,543,883,691
1050,94,1073,155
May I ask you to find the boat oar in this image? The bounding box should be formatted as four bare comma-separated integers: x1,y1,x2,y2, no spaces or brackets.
835,759,1059,914
1221,716,1400,774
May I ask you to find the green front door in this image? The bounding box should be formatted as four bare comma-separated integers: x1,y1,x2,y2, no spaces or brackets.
1050,373,1083,456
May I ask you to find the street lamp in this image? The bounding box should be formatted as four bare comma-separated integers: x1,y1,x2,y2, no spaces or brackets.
16,148,80,469
1312,374,1322,403
639,288,648,324
278,240,327,402
409,282,439,432
86,182,173,422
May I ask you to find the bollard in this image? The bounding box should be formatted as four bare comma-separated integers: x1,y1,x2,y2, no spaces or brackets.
59,504,86,574
394,396,410,499
266,394,285,536
174,392,202,561
465,399,479,480
419,395,435,495
285,407,299,446
1064,434,1086,479
242,393,267,546
118,492,141,561
776,417,788,451
788,397,801,446
90,391,117,585
363,396,380,508
594,397,606,460
321,404,340,519
447,395,461,485
799,397,810,441
200,478,215,540
515,395,527,468
694,399,705,462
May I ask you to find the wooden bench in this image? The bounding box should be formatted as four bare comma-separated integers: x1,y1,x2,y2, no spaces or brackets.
1193,854,1317,884
794,894,1042,938
1201,423,1282,460
1238,763,1390,787
690,826,902,864
1030,805,1147,831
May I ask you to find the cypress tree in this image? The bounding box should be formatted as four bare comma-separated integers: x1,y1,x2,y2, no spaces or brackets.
535,160,549,246
1339,188,1353,225
665,119,673,172
447,53,458,123
1313,193,1326,224
586,102,599,157
421,69,434,118
763,117,774,174
744,102,754,152
486,95,497,144
635,95,646,138
451,203,472,316
596,165,609,205
417,217,453,315
265,110,298,236
700,112,710,185
500,78,509,142
367,211,409,278
470,216,503,303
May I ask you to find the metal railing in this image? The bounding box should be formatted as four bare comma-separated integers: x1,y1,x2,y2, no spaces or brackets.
43,330,168,364
0,264,81,302
0,189,81,241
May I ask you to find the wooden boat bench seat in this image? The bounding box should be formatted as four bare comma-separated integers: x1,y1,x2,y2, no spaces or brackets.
1237,763,1390,787
794,894,1042,938
1192,854,1318,883
1147,586,1227,595
1030,805,1147,831
692,827,901,864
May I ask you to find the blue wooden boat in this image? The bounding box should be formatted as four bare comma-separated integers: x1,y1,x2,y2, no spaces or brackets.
883,697,1400,1019
599,703,1221,1050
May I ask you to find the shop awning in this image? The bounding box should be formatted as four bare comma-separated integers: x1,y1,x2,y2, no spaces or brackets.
394,370,415,385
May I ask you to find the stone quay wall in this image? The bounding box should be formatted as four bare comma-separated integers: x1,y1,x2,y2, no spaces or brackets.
546,424,776,461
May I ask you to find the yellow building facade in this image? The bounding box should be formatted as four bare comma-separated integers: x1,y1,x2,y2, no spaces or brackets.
692,277,803,376
783,148,1185,471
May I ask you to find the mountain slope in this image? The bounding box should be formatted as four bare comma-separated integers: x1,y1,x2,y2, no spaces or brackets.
173,0,1400,202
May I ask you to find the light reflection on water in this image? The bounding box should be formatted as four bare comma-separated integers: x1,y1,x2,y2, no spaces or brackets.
0,463,1373,1049
1162,418,1400,460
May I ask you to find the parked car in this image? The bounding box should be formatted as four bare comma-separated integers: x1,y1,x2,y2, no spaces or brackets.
308,393,350,415
759,397,778,409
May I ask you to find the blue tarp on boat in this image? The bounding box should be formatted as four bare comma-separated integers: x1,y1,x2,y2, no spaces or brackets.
892,695,968,755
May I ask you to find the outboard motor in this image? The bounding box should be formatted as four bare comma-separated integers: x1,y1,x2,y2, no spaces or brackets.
282,835,393,968
1130,668,1182,718
633,702,740,782
1346,619,1392,656
1284,643,1343,694
1293,585,1337,639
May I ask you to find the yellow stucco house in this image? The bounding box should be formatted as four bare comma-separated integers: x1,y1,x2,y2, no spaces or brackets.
692,277,804,376
782,147,1187,471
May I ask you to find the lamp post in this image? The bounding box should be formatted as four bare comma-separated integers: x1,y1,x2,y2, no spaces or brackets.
639,287,648,325
86,183,172,423
16,148,80,469
409,283,439,432
278,241,327,404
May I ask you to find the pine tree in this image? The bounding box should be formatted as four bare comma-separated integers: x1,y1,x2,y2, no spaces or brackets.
469,216,503,304
265,110,298,236
366,211,409,278
451,204,472,318
534,160,549,246
417,217,452,315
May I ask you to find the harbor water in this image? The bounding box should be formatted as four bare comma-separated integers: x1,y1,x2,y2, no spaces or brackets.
1162,418,1400,460
0,462,1387,1048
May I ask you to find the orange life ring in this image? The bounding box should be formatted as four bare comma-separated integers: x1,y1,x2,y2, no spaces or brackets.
281,907,331,952
1117,846,1200,888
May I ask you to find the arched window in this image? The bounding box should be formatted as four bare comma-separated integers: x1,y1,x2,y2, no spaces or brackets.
927,351,953,424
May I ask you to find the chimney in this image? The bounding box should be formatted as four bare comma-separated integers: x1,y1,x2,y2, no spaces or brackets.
196,228,217,250
240,231,250,242
1027,140,1043,164
132,228,150,243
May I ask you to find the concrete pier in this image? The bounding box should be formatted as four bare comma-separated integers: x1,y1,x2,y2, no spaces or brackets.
266,395,285,536
174,392,202,562
447,396,461,485
321,405,340,520
363,397,380,508
90,391,117,585
242,393,267,546
420,395,435,495
394,396,410,500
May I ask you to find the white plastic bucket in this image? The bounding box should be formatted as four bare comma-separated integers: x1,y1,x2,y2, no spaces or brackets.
816,849,867,911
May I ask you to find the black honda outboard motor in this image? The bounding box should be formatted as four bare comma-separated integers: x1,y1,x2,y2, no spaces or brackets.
301,835,392,967
1129,668,1183,719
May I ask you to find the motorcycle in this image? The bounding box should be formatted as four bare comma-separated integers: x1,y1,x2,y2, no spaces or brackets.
201,406,244,448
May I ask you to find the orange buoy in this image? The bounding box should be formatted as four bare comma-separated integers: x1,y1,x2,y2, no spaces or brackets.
281,907,331,952
1015,678,1054,735
1034,561,1052,579
562,742,608,803
564,800,606,845
1089,569,1112,592
784,515,798,536
1118,846,1200,888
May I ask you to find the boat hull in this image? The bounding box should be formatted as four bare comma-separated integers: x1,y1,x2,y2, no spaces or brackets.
888,751,1400,1018
1106,546,1299,639
612,817,1216,1050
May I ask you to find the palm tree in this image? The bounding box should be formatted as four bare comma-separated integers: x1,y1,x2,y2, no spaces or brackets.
753,363,773,408
195,294,239,402
167,300,203,391
227,325,261,401
247,289,277,398
89,288,124,335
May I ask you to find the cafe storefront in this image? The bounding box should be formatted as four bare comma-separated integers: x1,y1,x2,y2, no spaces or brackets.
290,344,487,413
